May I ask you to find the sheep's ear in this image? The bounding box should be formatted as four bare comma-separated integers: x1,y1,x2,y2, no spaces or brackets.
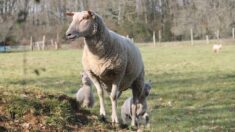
88,10,95,19
66,12,74,16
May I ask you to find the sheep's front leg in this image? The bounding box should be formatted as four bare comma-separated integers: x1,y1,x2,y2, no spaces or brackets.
86,72,106,119
95,83,106,119
131,99,138,127
110,83,119,124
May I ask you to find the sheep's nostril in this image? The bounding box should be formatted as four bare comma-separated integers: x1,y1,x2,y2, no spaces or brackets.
67,33,72,37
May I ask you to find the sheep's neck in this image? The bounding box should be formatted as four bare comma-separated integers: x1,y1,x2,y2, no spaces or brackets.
84,26,113,58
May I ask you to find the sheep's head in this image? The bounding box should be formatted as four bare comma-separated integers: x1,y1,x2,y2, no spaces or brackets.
66,11,97,39
81,71,92,86
143,80,152,97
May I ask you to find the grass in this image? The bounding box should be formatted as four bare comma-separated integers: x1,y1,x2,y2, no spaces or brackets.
0,40,235,131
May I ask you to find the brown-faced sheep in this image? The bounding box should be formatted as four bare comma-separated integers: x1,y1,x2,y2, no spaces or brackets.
66,11,145,127
76,71,94,108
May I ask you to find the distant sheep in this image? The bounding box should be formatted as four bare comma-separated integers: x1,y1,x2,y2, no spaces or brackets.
212,44,222,53
121,81,152,127
66,11,145,127
76,71,95,108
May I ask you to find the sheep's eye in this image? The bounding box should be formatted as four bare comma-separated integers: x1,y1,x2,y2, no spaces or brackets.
83,15,90,20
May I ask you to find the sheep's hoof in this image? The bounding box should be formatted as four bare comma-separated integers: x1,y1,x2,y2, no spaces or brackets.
111,122,119,128
98,115,107,122
120,124,128,129
130,125,138,131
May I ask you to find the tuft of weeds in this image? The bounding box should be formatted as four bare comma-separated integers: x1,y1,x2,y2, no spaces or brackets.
0,89,99,131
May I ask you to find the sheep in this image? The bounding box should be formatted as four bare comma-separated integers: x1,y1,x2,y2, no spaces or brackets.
121,81,152,127
66,11,145,127
76,71,95,108
212,44,222,53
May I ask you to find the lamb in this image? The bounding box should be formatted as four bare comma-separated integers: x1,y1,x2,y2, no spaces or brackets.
76,71,95,108
66,11,145,127
212,44,222,53
121,81,152,127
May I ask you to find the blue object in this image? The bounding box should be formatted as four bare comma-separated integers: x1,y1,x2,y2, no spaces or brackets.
0,46,6,52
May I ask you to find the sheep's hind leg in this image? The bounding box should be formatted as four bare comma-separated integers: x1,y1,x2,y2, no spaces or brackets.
131,72,144,128
110,83,119,126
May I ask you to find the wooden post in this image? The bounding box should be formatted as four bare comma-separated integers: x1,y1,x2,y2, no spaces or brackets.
56,33,59,50
232,28,234,39
153,31,156,47
216,30,220,39
51,39,54,47
131,38,134,43
30,36,33,51
158,30,161,45
206,35,209,44
42,35,46,50
191,28,194,45
55,42,58,50
36,42,40,50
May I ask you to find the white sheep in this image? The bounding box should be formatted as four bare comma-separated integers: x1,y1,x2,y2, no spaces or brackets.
212,44,222,53
76,71,95,108
121,81,152,127
66,11,145,127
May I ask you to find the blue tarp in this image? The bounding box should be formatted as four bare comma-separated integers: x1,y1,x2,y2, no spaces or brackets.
0,46,6,52
0,46,30,52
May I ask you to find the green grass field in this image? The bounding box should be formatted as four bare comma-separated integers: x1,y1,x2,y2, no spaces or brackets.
0,41,235,131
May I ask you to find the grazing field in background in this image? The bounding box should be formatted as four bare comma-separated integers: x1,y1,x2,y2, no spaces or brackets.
0,40,235,131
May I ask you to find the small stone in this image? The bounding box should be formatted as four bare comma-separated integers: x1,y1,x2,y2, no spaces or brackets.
22,123,31,129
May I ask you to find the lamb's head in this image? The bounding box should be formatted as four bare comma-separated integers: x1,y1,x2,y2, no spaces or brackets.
66,11,97,39
81,71,92,86
143,80,152,97
219,44,222,49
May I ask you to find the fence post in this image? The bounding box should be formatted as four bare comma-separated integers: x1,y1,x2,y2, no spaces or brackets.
55,42,58,50
206,35,209,44
131,38,134,43
42,35,46,50
153,31,156,47
158,30,161,45
216,30,220,40
233,28,234,39
30,36,33,51
56,33,59,50
191,28,194,45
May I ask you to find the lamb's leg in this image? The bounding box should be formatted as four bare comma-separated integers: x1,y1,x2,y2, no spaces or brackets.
86,72,106,119
143,113,150,127
110,83,119,124
121,112,127,125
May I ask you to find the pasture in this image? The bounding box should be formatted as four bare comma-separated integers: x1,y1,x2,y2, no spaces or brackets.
0,41,235,131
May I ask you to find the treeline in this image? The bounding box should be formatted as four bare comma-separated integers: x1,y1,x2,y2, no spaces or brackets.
0,0,235,45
